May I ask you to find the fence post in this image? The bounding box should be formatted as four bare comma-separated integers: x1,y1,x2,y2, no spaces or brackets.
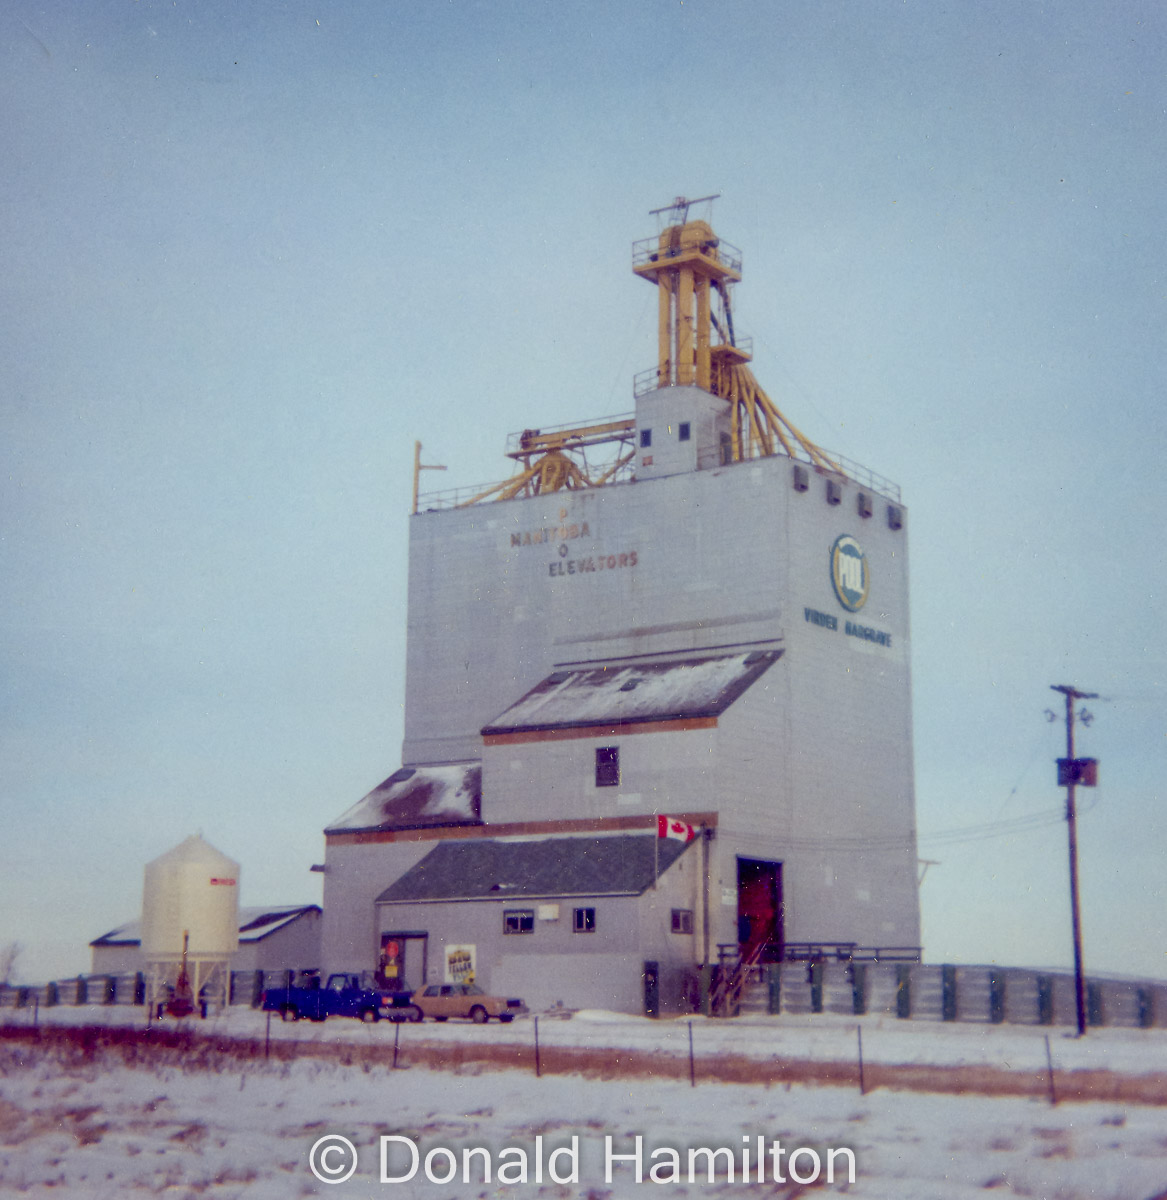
852,963,866,1016
1086,982,1104,1028
1137,987,1154,1029
895,964,911,1019
989,971,1006,1024
767,964,781,1015
809,961,824,1014
941,965,957,1021
857,1025,866,1095
1036,975,1053,1025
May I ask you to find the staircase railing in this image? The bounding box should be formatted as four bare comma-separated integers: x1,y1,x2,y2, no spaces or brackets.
709,939,769,1017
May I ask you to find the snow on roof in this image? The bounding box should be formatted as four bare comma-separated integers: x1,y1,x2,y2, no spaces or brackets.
481,650,781,735
325,763,482,834
90,905,320,948
376,834,693,904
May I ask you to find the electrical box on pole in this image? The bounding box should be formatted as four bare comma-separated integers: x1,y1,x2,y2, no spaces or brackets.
1057,758,1099,788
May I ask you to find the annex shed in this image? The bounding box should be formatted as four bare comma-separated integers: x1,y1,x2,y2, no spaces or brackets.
374,834,700,1014
90,905,322,977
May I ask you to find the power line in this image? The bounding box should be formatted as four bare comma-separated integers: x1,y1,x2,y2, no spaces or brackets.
767,793,1099,854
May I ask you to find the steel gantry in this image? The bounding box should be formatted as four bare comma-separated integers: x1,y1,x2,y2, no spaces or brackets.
633,196,841,474
431,197,843,509
454,417,638,506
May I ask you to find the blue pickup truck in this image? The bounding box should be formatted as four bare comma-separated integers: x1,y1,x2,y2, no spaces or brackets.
260,973,421,1024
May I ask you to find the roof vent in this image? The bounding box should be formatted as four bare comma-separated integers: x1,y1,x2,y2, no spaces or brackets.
619,679,641,692
546,671,571,685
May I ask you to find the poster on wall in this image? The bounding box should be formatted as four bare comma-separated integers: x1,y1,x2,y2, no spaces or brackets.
444,944,475,985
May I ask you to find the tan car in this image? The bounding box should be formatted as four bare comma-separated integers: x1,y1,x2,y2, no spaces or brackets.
414,983,528,1023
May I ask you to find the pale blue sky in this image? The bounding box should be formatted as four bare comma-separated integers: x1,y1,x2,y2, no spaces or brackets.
2,0,1164,983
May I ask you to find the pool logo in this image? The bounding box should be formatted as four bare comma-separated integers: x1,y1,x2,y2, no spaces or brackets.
830,535,869,612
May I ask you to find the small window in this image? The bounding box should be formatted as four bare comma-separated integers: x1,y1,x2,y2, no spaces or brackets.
573,907,596,933
504,909,534,935
424,985,441,996
639,428,652,448
595,746,619,787
671,909,694,935
678,422,690,442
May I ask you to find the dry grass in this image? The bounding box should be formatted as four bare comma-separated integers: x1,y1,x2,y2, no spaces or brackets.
2,1023,1166,1106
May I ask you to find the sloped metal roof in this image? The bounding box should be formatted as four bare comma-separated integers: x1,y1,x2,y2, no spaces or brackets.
90,905,320,948
481,649,781,736
325,763,482,834
376,834,693,904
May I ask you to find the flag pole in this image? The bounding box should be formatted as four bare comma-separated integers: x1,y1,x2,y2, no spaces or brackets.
653,816,659,889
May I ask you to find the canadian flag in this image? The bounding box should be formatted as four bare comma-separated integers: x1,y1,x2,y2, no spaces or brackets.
657,815,697,842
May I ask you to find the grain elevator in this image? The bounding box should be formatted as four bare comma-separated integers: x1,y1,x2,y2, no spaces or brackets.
322,198,921,1014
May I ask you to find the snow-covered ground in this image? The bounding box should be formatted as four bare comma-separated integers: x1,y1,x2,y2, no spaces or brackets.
2,1005,1165,1198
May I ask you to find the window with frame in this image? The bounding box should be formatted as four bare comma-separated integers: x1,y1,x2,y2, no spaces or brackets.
503,909,534,935
573,907,596,933
639,428,652,448
678,421,691,442
595,746,619,787
671,908,694,935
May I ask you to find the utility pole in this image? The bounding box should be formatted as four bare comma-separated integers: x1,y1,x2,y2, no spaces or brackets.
1051,683,1098,1038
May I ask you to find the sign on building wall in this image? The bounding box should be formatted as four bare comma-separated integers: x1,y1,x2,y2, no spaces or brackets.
445,944,476,985
830,535,869,612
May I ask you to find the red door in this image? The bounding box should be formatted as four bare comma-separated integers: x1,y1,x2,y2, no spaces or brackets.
378,933,427,991
737,859,783,961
